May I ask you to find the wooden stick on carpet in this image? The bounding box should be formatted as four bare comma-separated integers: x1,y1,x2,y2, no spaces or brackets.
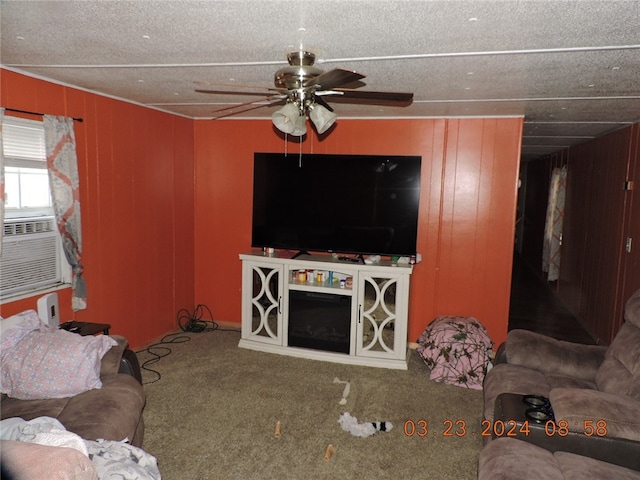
324,444,335,462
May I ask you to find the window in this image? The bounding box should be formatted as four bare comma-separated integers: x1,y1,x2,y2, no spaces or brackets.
1,116,70,300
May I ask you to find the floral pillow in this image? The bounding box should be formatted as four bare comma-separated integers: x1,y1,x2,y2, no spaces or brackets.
0,309,43,349
0,310,117,400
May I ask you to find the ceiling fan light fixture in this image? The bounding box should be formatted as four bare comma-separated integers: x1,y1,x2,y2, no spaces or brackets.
291,113,307,137
309,103,337,134
271,103,301,134
200,50,412,136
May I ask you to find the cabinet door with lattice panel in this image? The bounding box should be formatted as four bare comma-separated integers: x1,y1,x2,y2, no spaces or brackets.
241,261,283,345
356,272,409,360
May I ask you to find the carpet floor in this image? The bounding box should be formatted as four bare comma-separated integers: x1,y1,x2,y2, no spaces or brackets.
138,329,483,480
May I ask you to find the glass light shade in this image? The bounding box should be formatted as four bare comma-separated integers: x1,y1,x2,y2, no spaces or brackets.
271,103,301,134
309,104,337,134
290,113,307,136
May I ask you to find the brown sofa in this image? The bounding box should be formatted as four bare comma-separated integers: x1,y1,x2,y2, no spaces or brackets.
482,289,640,470
478,437,640,480
0,335,145,447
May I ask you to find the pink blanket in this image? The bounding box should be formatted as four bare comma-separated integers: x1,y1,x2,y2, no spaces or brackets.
417,316,493,390
1,440,98,480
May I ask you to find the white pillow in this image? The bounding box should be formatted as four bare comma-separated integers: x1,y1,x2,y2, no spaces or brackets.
0,309,44,349
0,311,116,400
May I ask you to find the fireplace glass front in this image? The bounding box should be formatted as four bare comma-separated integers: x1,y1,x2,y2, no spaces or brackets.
288,290,351,354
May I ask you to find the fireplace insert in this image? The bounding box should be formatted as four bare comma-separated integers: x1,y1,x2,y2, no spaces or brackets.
288,290,351,354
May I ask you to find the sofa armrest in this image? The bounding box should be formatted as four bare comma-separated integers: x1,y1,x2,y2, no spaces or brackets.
550,387,640,443
493,342,507,365
100,335,128,377
505,329,607,382
119,348,143,384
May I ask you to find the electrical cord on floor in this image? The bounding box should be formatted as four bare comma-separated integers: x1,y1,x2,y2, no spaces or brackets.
177,304,218,333
177,303,240,334
135,304,240,384
136,331,191,385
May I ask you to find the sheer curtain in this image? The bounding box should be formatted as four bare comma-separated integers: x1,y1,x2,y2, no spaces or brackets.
542,166,567,282
43,115,86,310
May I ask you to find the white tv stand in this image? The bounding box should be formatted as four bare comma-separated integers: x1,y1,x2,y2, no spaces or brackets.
238,251,413,369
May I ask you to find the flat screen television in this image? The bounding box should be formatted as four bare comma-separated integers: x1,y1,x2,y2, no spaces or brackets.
251,152,422,257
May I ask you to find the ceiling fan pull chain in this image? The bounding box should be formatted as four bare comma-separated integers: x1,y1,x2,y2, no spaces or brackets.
299,139,303,168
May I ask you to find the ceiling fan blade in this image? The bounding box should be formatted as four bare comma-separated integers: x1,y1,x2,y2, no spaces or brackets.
211,101,286,119
209,94,286,118
313,95,334,112
331,89,413,103
195,81,286,92
304,69,366,90
196,89,276,97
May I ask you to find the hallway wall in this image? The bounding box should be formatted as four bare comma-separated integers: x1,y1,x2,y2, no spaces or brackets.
518,123,640,344
559,124,640,343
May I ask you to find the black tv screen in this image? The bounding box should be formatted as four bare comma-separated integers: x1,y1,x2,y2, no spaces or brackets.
251,153,421,257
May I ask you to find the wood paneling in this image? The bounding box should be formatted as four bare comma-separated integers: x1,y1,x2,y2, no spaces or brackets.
620,124,640,334
2,68,522,349
558,125,639,344
433,119,523,344
194,118,522,346
1,69,195,349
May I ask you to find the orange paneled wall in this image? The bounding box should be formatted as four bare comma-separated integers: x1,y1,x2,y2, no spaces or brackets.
1,69,195,349
194,118,522,346
1,67,521,348
433,119,523,344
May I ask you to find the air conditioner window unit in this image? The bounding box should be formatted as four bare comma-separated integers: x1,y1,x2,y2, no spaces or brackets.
1,216,63,297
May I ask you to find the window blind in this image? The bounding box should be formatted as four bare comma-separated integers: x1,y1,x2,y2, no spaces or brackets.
3,116,47,168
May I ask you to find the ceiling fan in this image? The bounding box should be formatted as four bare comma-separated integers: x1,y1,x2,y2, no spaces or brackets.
195,50,413,136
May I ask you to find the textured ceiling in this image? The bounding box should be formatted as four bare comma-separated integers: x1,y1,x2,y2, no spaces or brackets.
2,0,639,161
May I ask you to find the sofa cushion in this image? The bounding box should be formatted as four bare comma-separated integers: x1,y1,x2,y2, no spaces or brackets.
505,329,606,382
549,387,640,442
624,289,640,328
0,396,70,422
478,437,640,480
478,437,564,480
545,374,595,391
554,451,640,480
57,374,146,442
0,373,146,445
595,322,640,402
